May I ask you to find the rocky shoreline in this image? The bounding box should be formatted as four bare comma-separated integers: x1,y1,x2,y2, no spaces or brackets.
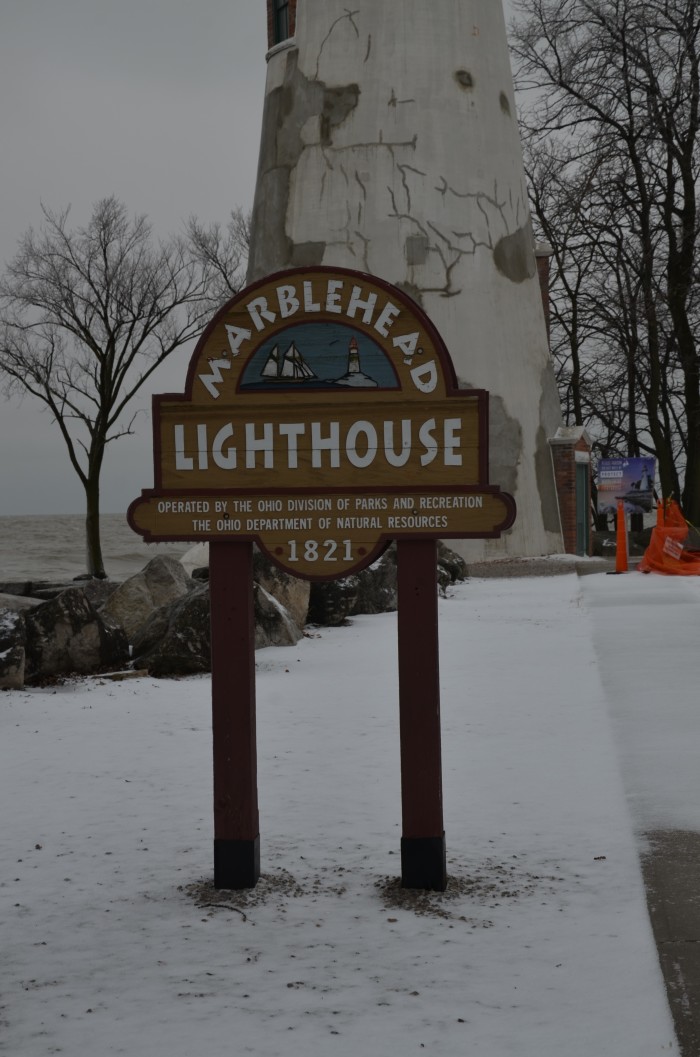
0,543,467,690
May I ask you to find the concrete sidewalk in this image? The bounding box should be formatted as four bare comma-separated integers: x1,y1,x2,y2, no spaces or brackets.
463,554,614,578
642,831,700,1055
580,572,700,1056
464,559,700,1052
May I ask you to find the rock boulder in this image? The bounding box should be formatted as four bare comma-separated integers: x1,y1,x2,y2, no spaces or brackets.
131,584,212,677
307,576,361,627
23,588,129,683
253,550,310,629
0,608,27,690
179,544,311,630
254,583,303,649
437,541,467,585
308,542,466,625
0,644,25,691
0,592,42,613
131,580,303,677
100,555,193,641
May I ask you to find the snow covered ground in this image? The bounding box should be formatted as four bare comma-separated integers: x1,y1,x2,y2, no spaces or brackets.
1,572,685,1055
582,572,700,834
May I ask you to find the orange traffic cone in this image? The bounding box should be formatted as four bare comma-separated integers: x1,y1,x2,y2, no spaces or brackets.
615,499,628,573
656,499,665,528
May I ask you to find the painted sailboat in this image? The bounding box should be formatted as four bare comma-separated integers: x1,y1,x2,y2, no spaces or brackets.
261,343,317,382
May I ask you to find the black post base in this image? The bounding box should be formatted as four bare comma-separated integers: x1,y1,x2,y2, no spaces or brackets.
401,835,447,891
214,837,260,889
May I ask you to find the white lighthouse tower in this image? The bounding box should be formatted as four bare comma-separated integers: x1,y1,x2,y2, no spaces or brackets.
250,0,564,559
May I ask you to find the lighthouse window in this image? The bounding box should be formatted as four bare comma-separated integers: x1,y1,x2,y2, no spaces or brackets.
273,0,290,42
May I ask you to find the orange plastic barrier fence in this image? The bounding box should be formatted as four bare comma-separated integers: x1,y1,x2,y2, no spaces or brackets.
639,501,700,575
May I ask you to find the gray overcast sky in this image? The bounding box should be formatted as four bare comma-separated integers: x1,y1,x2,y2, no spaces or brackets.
0,1,518,516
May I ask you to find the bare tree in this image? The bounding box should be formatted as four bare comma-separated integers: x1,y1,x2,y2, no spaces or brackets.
0,196,248,577
186,207,251,304
512,0,700,521
523,136,604,429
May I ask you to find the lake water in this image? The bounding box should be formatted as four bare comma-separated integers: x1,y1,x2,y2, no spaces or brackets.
0,514,189,583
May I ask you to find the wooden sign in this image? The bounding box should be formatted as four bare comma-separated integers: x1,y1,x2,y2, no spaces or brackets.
128,266,517,894
128,267,515,576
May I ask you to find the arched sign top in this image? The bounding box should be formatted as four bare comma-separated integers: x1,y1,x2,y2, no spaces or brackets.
128,267,515,579
184,267,460,405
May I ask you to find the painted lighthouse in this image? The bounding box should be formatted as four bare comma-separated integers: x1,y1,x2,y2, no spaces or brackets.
335,336,379,389
250,1,564,559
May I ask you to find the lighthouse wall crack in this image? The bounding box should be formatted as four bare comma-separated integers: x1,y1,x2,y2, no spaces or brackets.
314,8,361,81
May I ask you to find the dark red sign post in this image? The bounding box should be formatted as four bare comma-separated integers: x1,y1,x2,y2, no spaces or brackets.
209,541,260,887
128,267,515,892
397,538,446,889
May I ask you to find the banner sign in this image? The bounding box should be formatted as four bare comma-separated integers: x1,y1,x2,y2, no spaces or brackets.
597,457,656,517
128,267,516,579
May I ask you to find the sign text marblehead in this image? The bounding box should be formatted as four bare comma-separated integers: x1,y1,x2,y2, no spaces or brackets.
128,267,516,578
